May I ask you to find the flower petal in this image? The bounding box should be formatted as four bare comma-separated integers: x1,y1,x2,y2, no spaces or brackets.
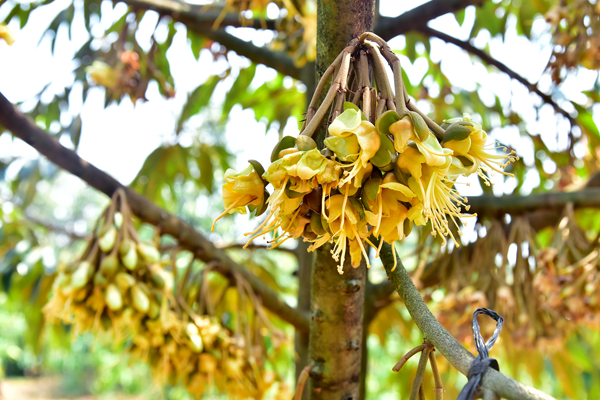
328,109,362,137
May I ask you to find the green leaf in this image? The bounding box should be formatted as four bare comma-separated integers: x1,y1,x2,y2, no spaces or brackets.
573,104,600,145
248,159,269,186
248,159,265,177
177,75,223,133
197,146,214,193
310,212,327,235
223,65,257,117
344,102,359,112
296,135,317,151
187,30,206,60
343,101,367,120
455,8,466,26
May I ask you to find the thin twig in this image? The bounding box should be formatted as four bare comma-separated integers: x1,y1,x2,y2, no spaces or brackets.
418,26,577,128
419,384,426,400
370,88,378,124
363,41,396,112
301,45,356,137
392,59,408,114
410,345,432,400
393,344,427,372
293,365,313,400
304,52,344,128
219,242,297,255
429,349,444,400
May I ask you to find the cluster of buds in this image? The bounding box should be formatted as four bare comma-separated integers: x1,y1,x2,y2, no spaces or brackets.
213,33,517,274
44,190,281,398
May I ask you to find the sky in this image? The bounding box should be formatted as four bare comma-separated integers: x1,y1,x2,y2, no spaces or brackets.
1,0,599,250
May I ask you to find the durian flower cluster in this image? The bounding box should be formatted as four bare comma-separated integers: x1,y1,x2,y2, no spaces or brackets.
45,191,279,399
213,107,517,275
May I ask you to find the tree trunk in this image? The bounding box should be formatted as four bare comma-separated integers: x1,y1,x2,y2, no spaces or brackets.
309,243,367,400
295,241,312,400
294,63,318,400
307,3,375,399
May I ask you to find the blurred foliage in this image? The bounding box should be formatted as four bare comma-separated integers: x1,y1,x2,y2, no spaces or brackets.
1,0,600,399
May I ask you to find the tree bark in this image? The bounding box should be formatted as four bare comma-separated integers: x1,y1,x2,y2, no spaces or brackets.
295,241,313,400
294,65,317,400
309,243,367,400
308,4,375,399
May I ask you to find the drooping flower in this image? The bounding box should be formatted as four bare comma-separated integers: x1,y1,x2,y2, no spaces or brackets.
380,110,452,167
442,115,518,186
212,164,266,231
364,173,414,240
325,194,370,274
398,149,473,246
363,173,415,270
327,109,381,185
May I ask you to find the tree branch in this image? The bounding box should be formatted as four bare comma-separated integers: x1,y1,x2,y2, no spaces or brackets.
219,242,298,255
467,188,600,216
418,26,577,127
373,0,486,40
0,91,310,333
25,214,87,241
121,0,305,80
377,239,556,400
366,186,600,317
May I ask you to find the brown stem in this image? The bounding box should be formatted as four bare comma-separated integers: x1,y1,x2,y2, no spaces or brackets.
362,86,371,122
219,242,297,255
294,366,313,400
392,344,426,372
370,88,378,124
295,241,313,400
410,346,432,400
301,47,355,138
373,0,487,40
122,0,304,80
429,349,444,400
304,52,344,127
309,5,375,396
176,256,195,296
364,41,396,112
392,59,408,114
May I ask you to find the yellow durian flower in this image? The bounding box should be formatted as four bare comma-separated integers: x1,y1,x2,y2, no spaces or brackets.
212,165,265,231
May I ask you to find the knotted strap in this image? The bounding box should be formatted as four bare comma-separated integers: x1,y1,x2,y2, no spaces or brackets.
457,308,504,400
